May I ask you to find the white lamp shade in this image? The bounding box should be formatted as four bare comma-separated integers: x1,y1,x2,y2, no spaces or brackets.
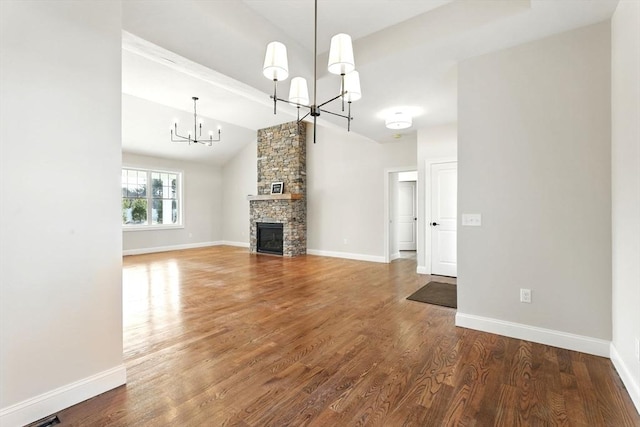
343,71,361,102
385,112,412,129
288,77,310,106
263,41,289,81
328,33,355,75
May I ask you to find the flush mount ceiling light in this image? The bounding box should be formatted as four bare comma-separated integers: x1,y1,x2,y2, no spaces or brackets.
385,111,412,130
262,0,362,143
171,97,221,146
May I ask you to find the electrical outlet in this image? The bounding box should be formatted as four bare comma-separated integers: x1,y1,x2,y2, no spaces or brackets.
520,288,532,303
635,338,640,362
343,238,348,245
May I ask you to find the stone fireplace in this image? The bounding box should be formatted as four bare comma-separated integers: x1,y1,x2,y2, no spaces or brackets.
248,121,306,257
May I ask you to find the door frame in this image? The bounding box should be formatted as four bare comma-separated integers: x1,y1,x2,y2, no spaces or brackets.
383,166,417,264
423,157,457,274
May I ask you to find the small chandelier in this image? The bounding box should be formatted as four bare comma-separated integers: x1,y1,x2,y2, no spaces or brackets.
171,97,221,146
262,0,362,143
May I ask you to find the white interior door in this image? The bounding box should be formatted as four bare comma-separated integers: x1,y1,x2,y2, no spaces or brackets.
430,162,457,276
397,181,417,251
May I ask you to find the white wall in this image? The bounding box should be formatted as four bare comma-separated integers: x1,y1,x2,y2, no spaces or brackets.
307,125,416,261
457,22,612,355
611,0,640,412
221,139,257,246
0,2,125,425
417,124,457,273
122,152,223,254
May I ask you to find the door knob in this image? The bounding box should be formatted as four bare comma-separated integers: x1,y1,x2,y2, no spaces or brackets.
431,222,439,226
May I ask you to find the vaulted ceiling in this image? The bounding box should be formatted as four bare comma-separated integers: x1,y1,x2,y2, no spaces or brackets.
121,0,619,166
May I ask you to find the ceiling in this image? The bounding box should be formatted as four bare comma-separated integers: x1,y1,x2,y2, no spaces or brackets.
122,0,619,166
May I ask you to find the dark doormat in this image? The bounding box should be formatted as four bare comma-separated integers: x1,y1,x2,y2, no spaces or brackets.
407,282,457,308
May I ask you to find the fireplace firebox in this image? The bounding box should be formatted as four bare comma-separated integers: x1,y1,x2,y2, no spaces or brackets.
257,223,284,255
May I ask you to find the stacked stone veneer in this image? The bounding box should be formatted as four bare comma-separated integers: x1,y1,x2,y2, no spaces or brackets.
250,121,306,256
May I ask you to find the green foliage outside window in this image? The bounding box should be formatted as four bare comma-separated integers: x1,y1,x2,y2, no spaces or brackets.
122,198,147,224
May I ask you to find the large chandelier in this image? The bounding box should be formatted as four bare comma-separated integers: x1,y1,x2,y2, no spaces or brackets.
171,97,221,146
262,0,362,143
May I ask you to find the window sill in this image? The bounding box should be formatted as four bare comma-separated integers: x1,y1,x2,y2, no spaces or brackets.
123,225,184,232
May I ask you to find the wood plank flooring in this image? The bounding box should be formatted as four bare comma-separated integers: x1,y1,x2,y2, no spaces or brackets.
56,246,639,426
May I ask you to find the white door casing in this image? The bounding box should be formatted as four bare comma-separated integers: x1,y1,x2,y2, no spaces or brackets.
398,181,417,250
430,162,457,276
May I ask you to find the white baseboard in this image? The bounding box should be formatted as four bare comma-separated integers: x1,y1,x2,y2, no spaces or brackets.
0,364,126,427
123,241,220,256
390,252,401,261
455,312,610,357
610,343,640,414
218,241,250,248
306,249,386,263
416,265,429,275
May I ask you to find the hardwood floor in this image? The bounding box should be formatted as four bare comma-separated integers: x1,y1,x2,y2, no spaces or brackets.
56,246,639,426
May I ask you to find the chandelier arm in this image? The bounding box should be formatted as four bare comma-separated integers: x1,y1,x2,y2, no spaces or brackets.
317,92,347,109
318,108,351,120
209,129,221,143
171,124,190,141
270,94,311,109
193,139,214,146
298,111,311,122
172,130,192,141
288,101,312,110
171,135,191,143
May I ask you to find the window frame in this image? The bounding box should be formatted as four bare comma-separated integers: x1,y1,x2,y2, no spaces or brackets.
122,166,184,231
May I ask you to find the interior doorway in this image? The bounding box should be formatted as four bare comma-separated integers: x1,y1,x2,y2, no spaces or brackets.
397,173,417,251
384,167,418,263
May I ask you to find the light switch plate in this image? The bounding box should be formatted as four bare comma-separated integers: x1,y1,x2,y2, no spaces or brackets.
462,213,482,226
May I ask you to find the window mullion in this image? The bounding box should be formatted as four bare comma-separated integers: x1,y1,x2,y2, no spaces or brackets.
147,170,152,226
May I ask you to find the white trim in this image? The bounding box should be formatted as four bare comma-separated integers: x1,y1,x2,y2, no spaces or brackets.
424,157,457,275
416,265,429,275
306,249,386,263
219,241,250,248
610,343,640,414
123,241,220,256
123,225,185,232
390,252,401,261
0,365,126,427
383,166,418,264
455,312,610,357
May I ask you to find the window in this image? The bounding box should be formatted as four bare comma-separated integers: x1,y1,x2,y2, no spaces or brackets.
122,168,182,228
